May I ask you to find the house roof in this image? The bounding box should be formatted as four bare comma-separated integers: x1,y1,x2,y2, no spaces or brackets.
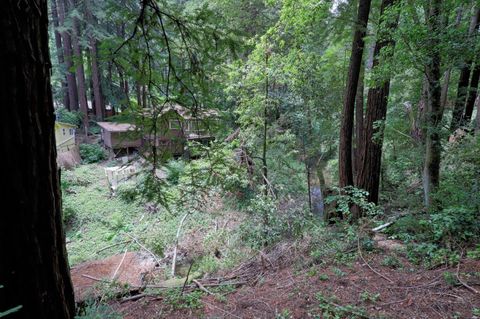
144,104,219,120
97,122,137,132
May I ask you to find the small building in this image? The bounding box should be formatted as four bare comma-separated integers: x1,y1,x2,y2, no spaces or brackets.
98,104,217,157
144,104,217,156
55,121,77,153
97,122,142,155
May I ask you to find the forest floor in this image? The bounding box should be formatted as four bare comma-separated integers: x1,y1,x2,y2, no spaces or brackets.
110,241,480,319
65,161,480,318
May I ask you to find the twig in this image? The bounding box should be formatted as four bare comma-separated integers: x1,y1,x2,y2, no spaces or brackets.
456,260,479,294
96,240,132,254
181,261,194,295
172,213,189,277
81,274,111,284
111,248,128,280
357,236,394,283
193,279,215,295
125,233,161,266
202,300,242,319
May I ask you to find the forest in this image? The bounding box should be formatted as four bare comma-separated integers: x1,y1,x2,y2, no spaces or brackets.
1,0,480,318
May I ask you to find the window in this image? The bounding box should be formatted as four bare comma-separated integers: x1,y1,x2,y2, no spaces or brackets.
169,119,181,130
69,128,75,135
62,128,65,135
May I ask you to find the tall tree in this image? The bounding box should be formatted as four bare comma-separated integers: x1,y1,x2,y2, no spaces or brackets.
356,0,399,210
339,0,372,188
0,0,75,318
69,0,89,131
423,0,443,208
462,60,480,125
450,7,480,132
85,0,104,120
51,0,69,109
57,0,79,111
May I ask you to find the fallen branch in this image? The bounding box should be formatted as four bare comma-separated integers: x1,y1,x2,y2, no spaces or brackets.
111,248,128,280
193,279,215,295
357,237,394,283
81,274,111,284
96,240,132,254
203,300,242,319
172,213,189,277
125,233,162,266
456,260,479,294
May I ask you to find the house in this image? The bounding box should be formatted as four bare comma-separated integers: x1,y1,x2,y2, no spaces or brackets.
55,121,77,153
98,104,217,157
144,104,217,156
97,122,142,156
55,121,81,169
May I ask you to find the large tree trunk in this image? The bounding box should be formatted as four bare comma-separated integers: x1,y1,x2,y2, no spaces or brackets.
356,0,398,212
51,0,69,109
57,0,79,111
423,0,443,208
338,0,372,188
0,1,75,318
450,7,480,132
91,40,104,120
69,0,89,132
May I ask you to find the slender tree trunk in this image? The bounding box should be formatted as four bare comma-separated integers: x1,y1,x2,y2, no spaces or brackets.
57,0,79,111
262,51,270,196
450,7,480,132
462,61,480,124
356,0,399,212
91,40,104,120
69,0,89,132
339,0,372,188
353,65,365,180
51,0,70,109
0,1,75,317
440,7,464,113
136,82,142,107
423,0,443,208
85,0,104,120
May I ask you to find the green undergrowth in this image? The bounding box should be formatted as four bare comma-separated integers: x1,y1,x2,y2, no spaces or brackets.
61,163,250,273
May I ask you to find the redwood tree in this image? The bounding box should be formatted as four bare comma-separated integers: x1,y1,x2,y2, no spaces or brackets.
0,1,75,318
356,0,398,210
423,0,443,208
339,0,372,188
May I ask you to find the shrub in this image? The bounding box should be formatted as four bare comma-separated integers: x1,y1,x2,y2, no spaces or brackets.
79,144,106,163
116,181,139,203
56,107,83,126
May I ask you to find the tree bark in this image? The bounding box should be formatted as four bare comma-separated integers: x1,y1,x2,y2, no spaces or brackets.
57,0,79,111
440,7,464,113
450,7,480,132
0,1,75,318
69,0,89,132
51,0,69,109
423,0,443,208
353,64,365,180
90,40,104,120
85,0,104,120
462,61,480,125
339,0,372,188
356,0,399,212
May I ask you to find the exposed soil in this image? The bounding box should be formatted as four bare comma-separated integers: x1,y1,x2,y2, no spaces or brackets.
111,245,480,318
71,251,157,302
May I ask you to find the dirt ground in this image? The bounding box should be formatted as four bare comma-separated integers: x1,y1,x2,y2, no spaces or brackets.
111,247,480,319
